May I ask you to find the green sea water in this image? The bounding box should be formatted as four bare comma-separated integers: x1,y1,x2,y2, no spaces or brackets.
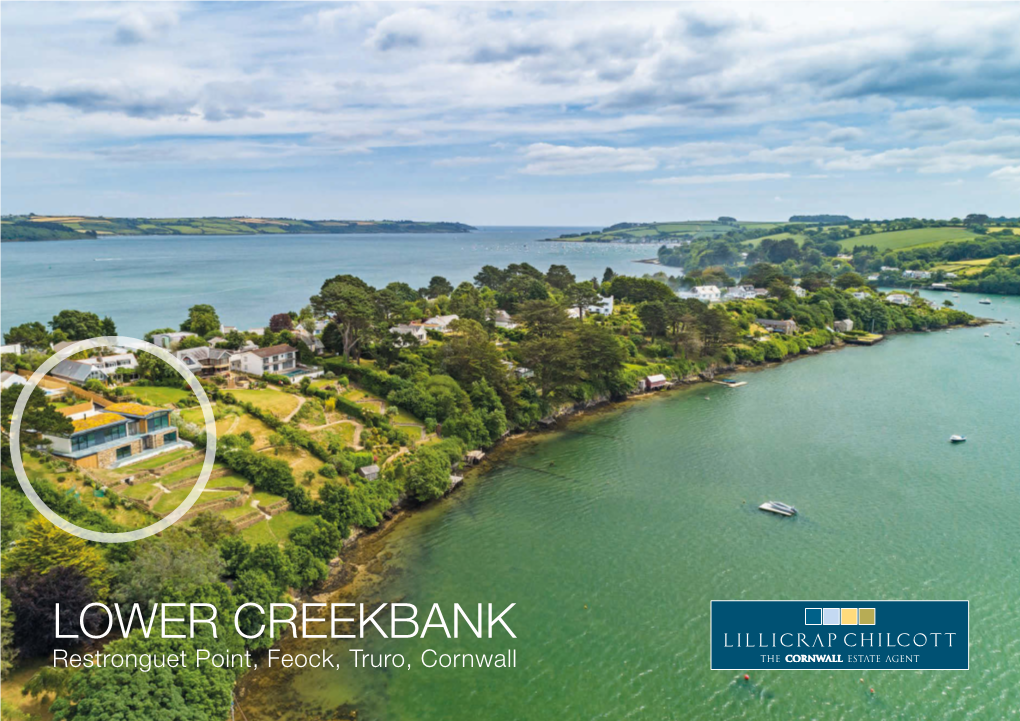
240,292,1020,720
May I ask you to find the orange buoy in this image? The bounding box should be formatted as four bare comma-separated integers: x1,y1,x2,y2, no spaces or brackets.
870,688,875,694
744,674,750,681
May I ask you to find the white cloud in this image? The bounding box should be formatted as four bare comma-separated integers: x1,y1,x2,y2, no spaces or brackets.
648,172,791,185
989,166,1020,182
433,156,498,168
520,143,657,175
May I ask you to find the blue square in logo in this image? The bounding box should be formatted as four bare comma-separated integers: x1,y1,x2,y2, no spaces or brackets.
805,608,822,625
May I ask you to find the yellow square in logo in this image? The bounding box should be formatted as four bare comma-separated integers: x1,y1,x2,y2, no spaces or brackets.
841,608,858,625
859,608,875,625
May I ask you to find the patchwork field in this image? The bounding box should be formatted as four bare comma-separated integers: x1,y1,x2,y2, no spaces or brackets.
838,227,977,252
932,254,1020,277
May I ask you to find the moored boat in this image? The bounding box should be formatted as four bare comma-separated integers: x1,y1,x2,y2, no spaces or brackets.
759,501,797,517
950,435,966,443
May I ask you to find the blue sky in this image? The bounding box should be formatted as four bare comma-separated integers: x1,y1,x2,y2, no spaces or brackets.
2,2,1019,225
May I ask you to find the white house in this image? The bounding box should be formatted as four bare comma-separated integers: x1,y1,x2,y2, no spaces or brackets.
792,285,807,298
852,291,871,300
230,344,298,376
1,371,27,390
902,270,932,280
945,272,958,279
50,359,108,384
867,274,880,281
692,286,721,302
880,266,900,272
724,285,756,300
566,295,614,318
389,324,428,346
422,315,459,333
151,331,196,349
833,319,854,333
886,293,913,306
82,353,138,374
0,343,24,356
490,309,518,329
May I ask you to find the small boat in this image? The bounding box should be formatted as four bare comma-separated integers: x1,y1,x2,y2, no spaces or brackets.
759,501,797,517
714,378,747,388
949,435,966,443
979,298,992,305
985,333,990,337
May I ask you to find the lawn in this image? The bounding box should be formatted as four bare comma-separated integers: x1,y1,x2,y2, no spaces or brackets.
127,446,194,471
932,254,1019,277
313,423,356,449
232,414,276,447
269,511,314,539
226,389,301,418
294,399,327,427
207,474,249,490
252,491,288,507
158,460,227,484
219,505,259,522
122,385,194,407
269,447,324,477
241,519,276,545
120,480,161,501
838,227,977,252
153,486,240,515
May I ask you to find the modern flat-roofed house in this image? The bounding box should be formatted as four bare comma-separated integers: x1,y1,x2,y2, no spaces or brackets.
0,343,24,355
389,324,428,346
833,319,854,332
43,402,184,469
176,346,234,376
230,344,297,377
51,359,109,384
757,318,798,335
422,315,459,333
151,331,197,349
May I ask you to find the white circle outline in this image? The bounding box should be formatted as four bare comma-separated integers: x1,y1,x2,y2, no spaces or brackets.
9,336,217,543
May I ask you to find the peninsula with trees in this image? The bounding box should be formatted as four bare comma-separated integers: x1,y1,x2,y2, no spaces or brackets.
0,215,475,242
0,260,984,720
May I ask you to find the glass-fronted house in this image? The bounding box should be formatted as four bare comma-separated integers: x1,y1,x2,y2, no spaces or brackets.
44,402,186,469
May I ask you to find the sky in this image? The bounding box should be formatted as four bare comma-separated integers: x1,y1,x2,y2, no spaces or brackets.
2,2,1019,226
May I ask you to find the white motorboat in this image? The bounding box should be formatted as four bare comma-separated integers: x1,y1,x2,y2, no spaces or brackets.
950,435,966,443
759,501,798,517
979,298,992,305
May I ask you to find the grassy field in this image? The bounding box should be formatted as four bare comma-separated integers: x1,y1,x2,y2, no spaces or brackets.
158,460,227,484
226,389,301,418
127,447,194,471
120,480,161,501
153,486,241,515
839,227,977,252
122,385,193,407
241,510,313,544
313,423,357,449
932,254,1019,276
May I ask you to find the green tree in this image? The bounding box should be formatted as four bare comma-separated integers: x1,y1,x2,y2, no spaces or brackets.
545,264,576,290
114,529,224,607
317,480,357,538
311,275,378,363
1,593,16,679
564,281,603,319
177,334,209,350
136,351,181,385
49,310,110,341
442,319,507,389
180,304,221,336
4,518,111,597
234,570,281,651
3,321,50,348
405,446,452,502
426,276,454,297
835,271,867,290
289,517,343,562
1,385,73,446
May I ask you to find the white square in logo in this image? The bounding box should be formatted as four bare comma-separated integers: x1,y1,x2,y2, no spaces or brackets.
823,608,841,625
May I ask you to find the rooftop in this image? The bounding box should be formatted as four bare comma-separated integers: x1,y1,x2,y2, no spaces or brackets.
72,412,128,433
104,402,166,417
249,344,297,358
